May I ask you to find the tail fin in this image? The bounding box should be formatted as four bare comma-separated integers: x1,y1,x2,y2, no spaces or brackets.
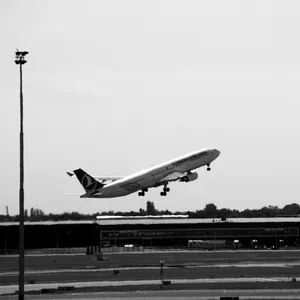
73,169,104,193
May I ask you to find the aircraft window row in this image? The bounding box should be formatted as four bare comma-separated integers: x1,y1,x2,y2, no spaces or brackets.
172,152,208,167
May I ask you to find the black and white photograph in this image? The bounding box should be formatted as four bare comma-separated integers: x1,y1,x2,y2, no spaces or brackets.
1,1,300,299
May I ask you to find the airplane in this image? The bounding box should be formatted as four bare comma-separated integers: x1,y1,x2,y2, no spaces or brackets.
68,148,220,198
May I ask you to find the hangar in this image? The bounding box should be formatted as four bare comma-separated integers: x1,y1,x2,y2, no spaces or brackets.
0,217,299,252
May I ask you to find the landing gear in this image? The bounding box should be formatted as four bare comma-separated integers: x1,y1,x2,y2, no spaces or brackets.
160,185,170,196
207,164,211,171
138,188,148,197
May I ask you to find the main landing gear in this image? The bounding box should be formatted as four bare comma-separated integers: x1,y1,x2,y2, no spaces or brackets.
138,188,148,196
207,163,211,171
160,185,170,196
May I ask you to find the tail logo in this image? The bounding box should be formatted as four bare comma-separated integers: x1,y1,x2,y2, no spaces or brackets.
81,174,98,192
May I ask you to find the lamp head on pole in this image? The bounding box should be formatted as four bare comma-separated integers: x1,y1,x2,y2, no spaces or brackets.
15,49,28,65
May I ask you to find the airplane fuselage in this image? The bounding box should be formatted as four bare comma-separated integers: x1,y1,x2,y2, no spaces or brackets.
80,148,220,198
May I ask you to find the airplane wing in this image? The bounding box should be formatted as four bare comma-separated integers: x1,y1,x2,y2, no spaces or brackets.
158,172,185,183
157,171,198,186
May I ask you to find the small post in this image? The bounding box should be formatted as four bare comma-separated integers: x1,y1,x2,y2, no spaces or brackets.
160,260,164,276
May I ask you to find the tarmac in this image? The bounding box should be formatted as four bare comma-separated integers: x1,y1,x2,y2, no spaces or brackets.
2,289,300,300
1,277,300,295
1,250,300,299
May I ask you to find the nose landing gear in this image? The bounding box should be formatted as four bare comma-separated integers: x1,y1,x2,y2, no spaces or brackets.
207,164,211,171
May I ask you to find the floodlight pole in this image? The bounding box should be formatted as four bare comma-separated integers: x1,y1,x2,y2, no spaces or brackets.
15,50,28,300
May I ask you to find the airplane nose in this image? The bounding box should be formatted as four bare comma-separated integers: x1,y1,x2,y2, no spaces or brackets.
214,149,220,158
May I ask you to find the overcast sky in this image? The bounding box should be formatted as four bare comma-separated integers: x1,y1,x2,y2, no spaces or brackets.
1,0,300,215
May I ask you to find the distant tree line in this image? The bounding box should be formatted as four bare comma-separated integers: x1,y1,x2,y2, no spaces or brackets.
1,202,299,222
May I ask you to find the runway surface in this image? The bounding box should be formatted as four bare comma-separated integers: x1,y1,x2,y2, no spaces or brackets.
2,289,300,300
2,249,300,272
2,265,300,285
1,250,300,298
1,277,300,295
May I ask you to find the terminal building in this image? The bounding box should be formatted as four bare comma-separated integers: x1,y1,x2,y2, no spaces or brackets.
0,216,299,252
96,216,300,249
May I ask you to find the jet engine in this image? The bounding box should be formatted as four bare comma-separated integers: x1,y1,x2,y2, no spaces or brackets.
181,172,198,182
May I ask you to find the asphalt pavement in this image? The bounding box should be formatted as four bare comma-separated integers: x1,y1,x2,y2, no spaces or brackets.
2,289,300,300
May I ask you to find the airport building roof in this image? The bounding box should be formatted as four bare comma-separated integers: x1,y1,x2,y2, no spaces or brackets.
1,217,300,227
94,217,300,226
96,214,189,219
